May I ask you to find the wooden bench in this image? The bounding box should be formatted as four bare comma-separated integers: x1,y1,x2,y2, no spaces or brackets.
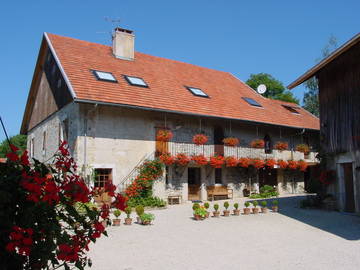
168,195,182,205
207,186,233,201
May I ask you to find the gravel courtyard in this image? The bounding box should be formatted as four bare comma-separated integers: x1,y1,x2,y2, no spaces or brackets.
87,195,360,270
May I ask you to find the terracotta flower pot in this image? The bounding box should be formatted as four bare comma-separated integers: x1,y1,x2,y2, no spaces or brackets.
136,217,141,223
252,208,259,214
194,214,205,221
124,218,132,225
205,211,210,218
112,219,121,226
272,206,279,212
223,210,230,217
142,220,151,225
261,207,268,214
243,208,251,215
233,209,240,216
213,211,220,217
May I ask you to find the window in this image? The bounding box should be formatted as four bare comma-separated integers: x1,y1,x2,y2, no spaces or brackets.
282,105,300,114
215,168,222,184
30,138,34,158
186,86,209,97
92,70,117,82
124,75,148,87
264,134,272,154
242,97,262,107
94,169,112,188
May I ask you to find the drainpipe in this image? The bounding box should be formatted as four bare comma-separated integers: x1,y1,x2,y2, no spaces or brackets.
83,104,98,184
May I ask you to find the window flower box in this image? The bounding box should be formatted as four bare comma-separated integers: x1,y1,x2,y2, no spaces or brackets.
209,155,225,168
225,156,238,167
191,154,208,166
175,153,190,166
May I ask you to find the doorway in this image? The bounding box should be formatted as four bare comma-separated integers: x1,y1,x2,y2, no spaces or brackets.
188,168,201,201
342,163,355,212
258,168,277,188
155,127,169,157
214,126,224,156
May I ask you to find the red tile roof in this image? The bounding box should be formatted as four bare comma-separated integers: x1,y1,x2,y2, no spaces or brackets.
47,33,319,130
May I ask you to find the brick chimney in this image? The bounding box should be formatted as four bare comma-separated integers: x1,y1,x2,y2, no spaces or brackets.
112,27,135,60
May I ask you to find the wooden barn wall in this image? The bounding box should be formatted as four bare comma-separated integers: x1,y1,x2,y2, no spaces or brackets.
318,42,360,153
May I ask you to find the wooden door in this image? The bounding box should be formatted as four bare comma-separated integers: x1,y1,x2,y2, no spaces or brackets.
343,163,355,212
155,128,169,157
188,168,201,201
258,168,277,188
214,126,224,156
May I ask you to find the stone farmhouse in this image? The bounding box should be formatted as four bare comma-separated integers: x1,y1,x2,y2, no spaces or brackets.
21,28,320,202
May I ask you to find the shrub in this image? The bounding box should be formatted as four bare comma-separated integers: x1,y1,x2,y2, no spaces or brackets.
272,200,279,206
214,204,219,211
140,213,155,222
251,201,259,207
135,205,144,216
224,201,229,209
260,201,267,208
113,209,121,218
203,202,210,209
125,207,132,218
127,196,166,208
244,201,250,208
194,207,207,218
234,203,239,209
192,203,200,211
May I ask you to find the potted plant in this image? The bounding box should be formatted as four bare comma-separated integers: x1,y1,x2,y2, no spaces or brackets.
135,205,144,223
251,201,259,214
193,207,207,220
251,158,265,169
272,200,279,212
140,213,155,225
204,202,210,218
277,160,288,169
159,153,175,165
250,139,265,148
175,153,190,166
296,144,310,155
223,201,230,216
298,160,308,172
192,134,209,145
233,203,240,216
213,203,220,217
191,154,208,166
223,137,240,147
225,156,238,167
124,207,132,225
265,159,276,168
209,155,225,168
112,209,121,226
244,201,251,215
238,157,250,168
274,141,288,151
287,160,298,170
156,129,173,142
260,201,268,213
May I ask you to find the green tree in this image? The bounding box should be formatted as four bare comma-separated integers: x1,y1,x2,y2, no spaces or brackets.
0,134,27,158
303,35,338,117
246,73,299,104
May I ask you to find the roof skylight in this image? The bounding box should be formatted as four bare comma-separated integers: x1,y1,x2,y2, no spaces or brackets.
124,75,148,87
92,70,117,82
242,97,262,107
186,86,209,97
283,105,300,114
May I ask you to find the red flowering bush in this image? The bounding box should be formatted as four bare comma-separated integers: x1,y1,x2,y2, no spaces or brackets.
223,137,240,147
288,160,298,170
192,134,208,145
1,142,117,270
297,160,308,172
265,159,276,168
250,139,265,148
251,158,265,169
238,157,250,168
175,153,191,166
156,129,173,142
159,153,175,165
274,141,288,151
225,156,238,167
191,154,208,166
209,155,225,168
296,144,310,155
277,159,288,169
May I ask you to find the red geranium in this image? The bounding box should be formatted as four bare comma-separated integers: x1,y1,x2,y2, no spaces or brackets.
225,156,238,167
296,144,310,155
159,153,175,165
298,160,308,172
238,157,250,168
192,134,208,145
277,160,288,169
274,141,288,151
175,153,190,166
251,158,265,169
250,139,265,148
288,160,298,170
209,155,225,168
265,159,276,168
223,137,240,147
156,129,173,142
191,154,208,166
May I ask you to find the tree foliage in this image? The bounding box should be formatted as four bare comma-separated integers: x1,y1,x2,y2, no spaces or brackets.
302,35,338,117
0,134,27,158
246,73,299,104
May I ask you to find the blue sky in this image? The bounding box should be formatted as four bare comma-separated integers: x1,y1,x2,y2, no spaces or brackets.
0,0,359,142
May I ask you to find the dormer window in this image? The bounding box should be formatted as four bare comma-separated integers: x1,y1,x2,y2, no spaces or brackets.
242,97,262,107
124,75,148,87
92,70,117,82
283,105,300,114
186,86,209,97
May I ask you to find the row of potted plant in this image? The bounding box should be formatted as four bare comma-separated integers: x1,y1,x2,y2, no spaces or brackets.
109,206,155,226
192,200,279,220
156,130,310,154
160,153,308,171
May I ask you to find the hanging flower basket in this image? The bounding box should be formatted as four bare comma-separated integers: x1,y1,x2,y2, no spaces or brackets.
265,159,276,168
250,139,265,149
159,153,175,165
274,141,288,151
156,129,173,142
191,154,208,166
297,160,308,172
209,155,225,168
225,156,238,167
175,153,190,166
277,160,288,169
296,144,310,155
238,157,250,168
222,137,240,147
251,158,265,169
288,160,298,170
192,134,209,145
319,170,336,185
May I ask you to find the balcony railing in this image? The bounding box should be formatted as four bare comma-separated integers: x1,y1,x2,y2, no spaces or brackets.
168,142,318,163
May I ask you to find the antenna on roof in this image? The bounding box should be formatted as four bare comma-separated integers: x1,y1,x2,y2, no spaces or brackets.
256,84,267,95
96,17,122,45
